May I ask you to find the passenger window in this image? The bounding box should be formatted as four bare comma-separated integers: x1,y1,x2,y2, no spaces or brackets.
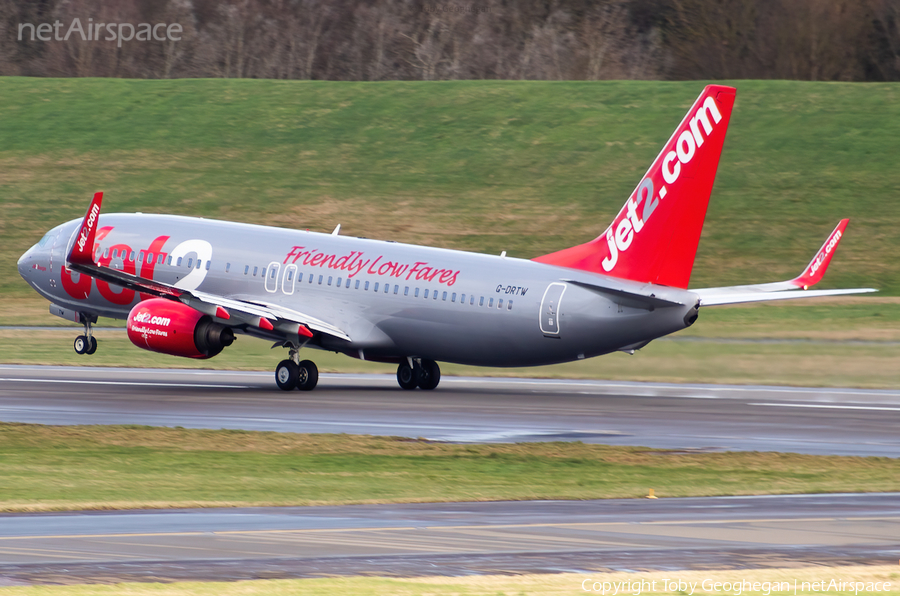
470,296,475,305
129,251,135,261
337,277,342,286
498,299,504,309
270,268,275,278
309,274,313,283
328,276,333,286
139,251,145,263
433,290,438,300
461,293,466,304
415,288,420,298
207,261,212,271
178,257,184,267
404,287,409,296
261,266,266,277
167,255,173,266
298,273,303,282
508,300,513,310
385,284,390,294
365,281,370,290
451,293,456,302
287,270,293,281
158,254,165,265
226,262,231,273
479,296,484,306
318,275,323,285
346,278,351,288
442,291,447,301
489,298,494,307
252,266,258,276
244,265,249,275
147,253,154,264
103,248,110,259
355,280,360,289
424,289,429,299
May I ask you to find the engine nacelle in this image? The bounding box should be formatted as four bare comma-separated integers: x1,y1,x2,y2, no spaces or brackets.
127,298,235,359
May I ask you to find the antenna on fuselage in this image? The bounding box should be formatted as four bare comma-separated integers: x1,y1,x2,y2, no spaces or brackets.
332,224,341,236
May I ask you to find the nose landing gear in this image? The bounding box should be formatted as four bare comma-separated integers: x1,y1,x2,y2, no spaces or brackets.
397,358,441,390
73,316,98,355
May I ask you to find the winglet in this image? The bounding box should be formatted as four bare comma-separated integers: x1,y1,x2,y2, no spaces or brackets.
68,192,104,266
792,219,849,289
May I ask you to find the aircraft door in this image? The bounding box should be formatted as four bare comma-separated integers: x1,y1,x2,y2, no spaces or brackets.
282,264,298,295
265,261,280,293
539,282,566,336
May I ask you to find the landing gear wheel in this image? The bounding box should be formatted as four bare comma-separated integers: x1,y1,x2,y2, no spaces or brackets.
74,335,88,355
397,362,420,390
275,359,299,391
417,359,441,390
296,359,319,391
85,336,98,355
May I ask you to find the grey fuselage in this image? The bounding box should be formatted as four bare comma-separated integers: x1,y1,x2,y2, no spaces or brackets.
18,214,700,367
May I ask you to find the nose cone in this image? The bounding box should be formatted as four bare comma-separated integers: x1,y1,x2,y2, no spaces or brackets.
17,248,32,281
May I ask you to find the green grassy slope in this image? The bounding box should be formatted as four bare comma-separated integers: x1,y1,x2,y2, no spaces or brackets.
4,424,900,511
1,78,897,300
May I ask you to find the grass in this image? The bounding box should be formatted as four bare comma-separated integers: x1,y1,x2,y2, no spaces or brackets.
2,423,900,512
2,78,898,304
1,566,899,595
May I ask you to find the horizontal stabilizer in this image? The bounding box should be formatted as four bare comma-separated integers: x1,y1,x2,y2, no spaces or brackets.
692,219,876,306
699,288,876,307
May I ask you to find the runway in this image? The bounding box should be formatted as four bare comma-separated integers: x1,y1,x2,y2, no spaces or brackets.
0,494,897,584
1,365,899,456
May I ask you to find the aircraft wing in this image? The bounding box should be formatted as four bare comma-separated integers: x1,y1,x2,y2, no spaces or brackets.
691,219,877,306
66,192,351,342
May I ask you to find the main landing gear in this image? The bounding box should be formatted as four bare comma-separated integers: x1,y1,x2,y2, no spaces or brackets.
73,318,97,355
397,358,441,391
275,346,318,391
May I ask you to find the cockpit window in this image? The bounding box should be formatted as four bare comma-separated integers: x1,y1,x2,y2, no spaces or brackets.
36,233,55,248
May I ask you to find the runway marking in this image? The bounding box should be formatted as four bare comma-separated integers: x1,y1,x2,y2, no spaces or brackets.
0,546,130,561
0,378,250,389
4,516,898,541
751,402,900,412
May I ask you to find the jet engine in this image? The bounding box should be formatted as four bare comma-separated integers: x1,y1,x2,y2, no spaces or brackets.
127,298,235,359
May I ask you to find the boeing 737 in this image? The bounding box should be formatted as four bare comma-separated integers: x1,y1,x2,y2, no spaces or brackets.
17,85,875,391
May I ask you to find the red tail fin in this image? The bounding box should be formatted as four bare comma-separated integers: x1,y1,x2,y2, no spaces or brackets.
534,86,736,289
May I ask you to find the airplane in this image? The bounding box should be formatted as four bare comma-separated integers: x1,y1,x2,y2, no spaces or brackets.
17,85,875,391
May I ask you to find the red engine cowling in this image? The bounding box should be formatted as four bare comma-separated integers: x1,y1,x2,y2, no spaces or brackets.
127,298,235,359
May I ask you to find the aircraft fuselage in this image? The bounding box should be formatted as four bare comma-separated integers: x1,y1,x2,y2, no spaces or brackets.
18,213,698,367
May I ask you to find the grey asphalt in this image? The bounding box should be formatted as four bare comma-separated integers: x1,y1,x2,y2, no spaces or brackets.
0,494,898,584
1,365,899,456
1,368,899,584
